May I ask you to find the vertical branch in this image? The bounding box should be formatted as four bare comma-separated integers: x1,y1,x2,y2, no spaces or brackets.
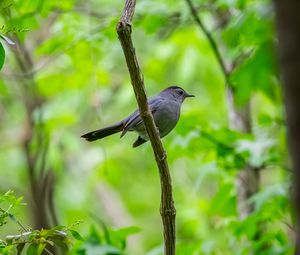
273,1,300,253
116,1,176,254
3,9,57,231
184,0,259,219
185,0,229,81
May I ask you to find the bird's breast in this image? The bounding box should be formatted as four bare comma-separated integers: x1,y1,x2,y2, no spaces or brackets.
133,99,181,140
153,100,181,138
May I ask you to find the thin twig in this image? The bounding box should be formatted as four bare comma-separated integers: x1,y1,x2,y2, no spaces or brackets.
116,1,176,254
185,0,230,84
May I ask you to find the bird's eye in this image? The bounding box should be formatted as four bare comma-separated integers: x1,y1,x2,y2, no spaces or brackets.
179,90,183,95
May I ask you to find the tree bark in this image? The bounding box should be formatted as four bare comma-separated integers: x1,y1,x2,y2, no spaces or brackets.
273,1,300,253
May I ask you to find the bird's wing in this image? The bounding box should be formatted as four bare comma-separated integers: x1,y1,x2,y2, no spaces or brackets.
120,97,160,137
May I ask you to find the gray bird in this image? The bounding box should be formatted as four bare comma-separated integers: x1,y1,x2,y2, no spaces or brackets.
81,86,194,147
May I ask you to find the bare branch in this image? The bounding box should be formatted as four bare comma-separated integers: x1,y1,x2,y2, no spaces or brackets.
119,0,136,25
116,1,176,254
185,0,230,84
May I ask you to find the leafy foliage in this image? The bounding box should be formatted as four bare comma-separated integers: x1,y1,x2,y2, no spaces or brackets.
0,191,81,254
0,191,140,255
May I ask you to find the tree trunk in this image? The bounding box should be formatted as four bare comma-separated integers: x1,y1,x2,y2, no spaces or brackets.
227,88,259,219
273,1,300,253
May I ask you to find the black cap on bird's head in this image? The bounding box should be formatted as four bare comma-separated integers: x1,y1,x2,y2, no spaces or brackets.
160,86,195,103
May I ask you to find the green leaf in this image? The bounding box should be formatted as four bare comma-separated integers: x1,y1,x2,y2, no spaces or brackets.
0,42,5,70
0,245,14,255
231,42,278,105
51,238,69,252
249,183,287,212
84,244,121,255
26,244,39,255
233,214,258,239
111,226,141,241
0,0,13,9
52,225,67,231
208,182,237,216
70,229,85,241
86,226,102,245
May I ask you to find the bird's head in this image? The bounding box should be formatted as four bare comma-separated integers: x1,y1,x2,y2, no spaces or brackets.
160,86,195,103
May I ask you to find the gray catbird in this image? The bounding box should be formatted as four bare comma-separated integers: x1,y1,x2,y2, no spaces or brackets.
81,86,194,147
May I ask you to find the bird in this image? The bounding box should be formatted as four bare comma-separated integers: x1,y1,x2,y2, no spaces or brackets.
81,86,194,147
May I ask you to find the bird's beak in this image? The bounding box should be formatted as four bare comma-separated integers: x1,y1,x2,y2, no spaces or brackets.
185,92,195,98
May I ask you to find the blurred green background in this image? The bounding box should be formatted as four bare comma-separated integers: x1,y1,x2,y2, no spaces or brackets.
0,0,294,254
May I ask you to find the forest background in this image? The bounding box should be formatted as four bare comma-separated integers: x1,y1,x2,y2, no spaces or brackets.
0,0,295,254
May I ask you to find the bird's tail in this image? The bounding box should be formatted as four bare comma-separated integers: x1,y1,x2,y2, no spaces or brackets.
81,122,124,142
